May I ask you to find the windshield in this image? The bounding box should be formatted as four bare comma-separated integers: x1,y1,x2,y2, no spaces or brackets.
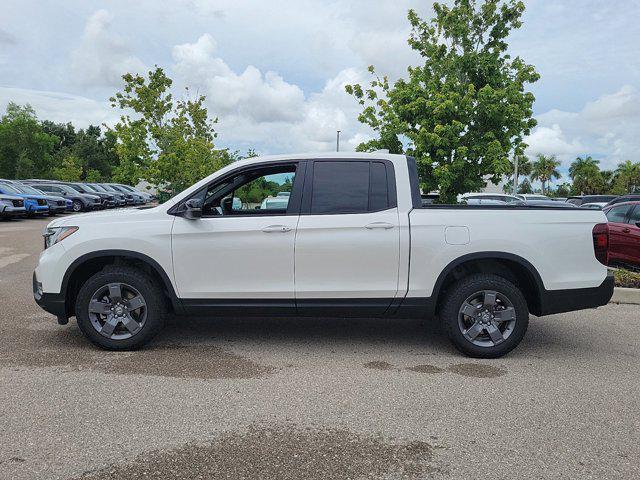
54,184,79,194
13,184,43,195
79,183,98,193
0,183,22,194
90,184,107,192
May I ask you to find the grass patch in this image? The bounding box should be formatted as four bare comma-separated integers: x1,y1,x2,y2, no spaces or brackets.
614,269,640,289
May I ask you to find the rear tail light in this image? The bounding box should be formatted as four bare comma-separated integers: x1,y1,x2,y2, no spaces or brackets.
592,223,609,266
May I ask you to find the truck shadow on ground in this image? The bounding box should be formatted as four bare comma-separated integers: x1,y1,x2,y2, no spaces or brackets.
4,310,620,380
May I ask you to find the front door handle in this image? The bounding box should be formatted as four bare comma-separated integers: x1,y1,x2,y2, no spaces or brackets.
364,222,395,230
262,225,292,233
623,228,631,233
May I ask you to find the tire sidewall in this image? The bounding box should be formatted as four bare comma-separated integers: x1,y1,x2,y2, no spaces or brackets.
442,274,529,358
75,267,165,350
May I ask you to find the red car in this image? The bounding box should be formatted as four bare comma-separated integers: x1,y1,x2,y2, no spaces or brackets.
603,201,640,271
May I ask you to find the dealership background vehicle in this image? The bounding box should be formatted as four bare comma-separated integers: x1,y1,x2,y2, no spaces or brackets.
112,183,154,202
605,194,640,207
0,180,69,215
66,182,116,209
88,183,127,206
515,193,551,201
581,202,607,210
567,195,618,206
26,182,101,212
0,182,49,216
459,193,520,204
603,201,640,271
98,183,136,205
106,183,146,205
514,199,577,208
0,193,26,218
33,153,614,358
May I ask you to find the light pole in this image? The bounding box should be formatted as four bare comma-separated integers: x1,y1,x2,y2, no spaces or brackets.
336,130,341,152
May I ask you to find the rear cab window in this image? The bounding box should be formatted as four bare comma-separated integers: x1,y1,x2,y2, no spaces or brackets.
304,160,396,214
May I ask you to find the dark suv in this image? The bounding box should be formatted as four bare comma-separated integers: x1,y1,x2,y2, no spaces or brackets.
605,194,640,207
566,195,618,206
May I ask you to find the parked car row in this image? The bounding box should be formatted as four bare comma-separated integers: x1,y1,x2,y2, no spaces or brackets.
458,192,640,210
0,179,154,219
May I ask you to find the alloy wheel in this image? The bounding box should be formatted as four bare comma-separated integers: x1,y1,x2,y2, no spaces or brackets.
457,290,517,347
87,282,147,340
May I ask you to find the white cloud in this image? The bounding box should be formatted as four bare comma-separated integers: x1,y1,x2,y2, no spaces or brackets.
70,9,147,88
172,34,305,123
171,34,371,153
526,86,640,170
0,86,117,128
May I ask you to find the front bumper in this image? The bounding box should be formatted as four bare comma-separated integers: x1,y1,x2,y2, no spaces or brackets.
28,205,50,214
1,206,27,217
537,271,615,316
33,272,67,324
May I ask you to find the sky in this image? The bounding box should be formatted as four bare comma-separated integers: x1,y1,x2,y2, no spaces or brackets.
1,0,639,180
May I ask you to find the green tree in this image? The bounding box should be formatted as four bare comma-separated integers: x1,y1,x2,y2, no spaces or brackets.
52,155,83,181
530,154,561,194
569,156,604,194
554,182,571,198
518,177,533,194
109,67,233,192
0,103,57,179
345,0,539,202
613,160,640,194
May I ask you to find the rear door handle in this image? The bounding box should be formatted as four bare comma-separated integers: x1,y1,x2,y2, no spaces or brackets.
364,222,395,230
623,228,631,233
262,225,292,233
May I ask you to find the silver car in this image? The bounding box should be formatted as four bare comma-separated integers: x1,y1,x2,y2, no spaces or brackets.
0,194,27,218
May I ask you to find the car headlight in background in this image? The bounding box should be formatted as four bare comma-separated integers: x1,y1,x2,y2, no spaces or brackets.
42,226,78,249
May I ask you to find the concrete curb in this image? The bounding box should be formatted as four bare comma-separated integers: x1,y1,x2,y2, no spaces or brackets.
610,287,640,305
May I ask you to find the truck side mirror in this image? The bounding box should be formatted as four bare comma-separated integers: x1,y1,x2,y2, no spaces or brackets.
184,198,202,220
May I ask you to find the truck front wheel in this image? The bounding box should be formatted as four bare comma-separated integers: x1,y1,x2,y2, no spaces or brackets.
75,266,167,350
440,274,529,358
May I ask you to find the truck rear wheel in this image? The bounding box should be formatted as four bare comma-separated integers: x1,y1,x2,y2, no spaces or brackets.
75,266,167,350
440,274,529,358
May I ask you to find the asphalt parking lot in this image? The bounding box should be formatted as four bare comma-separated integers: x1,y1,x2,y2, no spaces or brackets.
1,215,639,479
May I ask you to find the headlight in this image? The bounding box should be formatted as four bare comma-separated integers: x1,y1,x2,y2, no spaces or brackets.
43,226,78,249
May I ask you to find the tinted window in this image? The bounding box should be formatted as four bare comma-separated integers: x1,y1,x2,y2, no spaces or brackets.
369,162,388,211
605,205,630,223
628,206,640,224
311,161,370,214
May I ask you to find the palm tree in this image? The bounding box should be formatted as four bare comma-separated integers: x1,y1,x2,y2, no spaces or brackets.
569,155,599,180
615,160,640,193
531,154,561,194
569,155,603,195
509,154,532,193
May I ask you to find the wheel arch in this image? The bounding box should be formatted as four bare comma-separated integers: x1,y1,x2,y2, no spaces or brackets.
431,252,545,316
62,250,180,317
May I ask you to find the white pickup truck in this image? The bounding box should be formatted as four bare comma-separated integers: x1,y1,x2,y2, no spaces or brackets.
33,152,614,357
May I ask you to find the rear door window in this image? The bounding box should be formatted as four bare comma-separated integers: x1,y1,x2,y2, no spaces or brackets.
605,205,630,223
309,161,393,214
628,206,640,225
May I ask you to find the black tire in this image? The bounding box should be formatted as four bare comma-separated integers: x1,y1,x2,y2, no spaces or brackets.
72,200,83,212
441,274,529,358
75,266,168,350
